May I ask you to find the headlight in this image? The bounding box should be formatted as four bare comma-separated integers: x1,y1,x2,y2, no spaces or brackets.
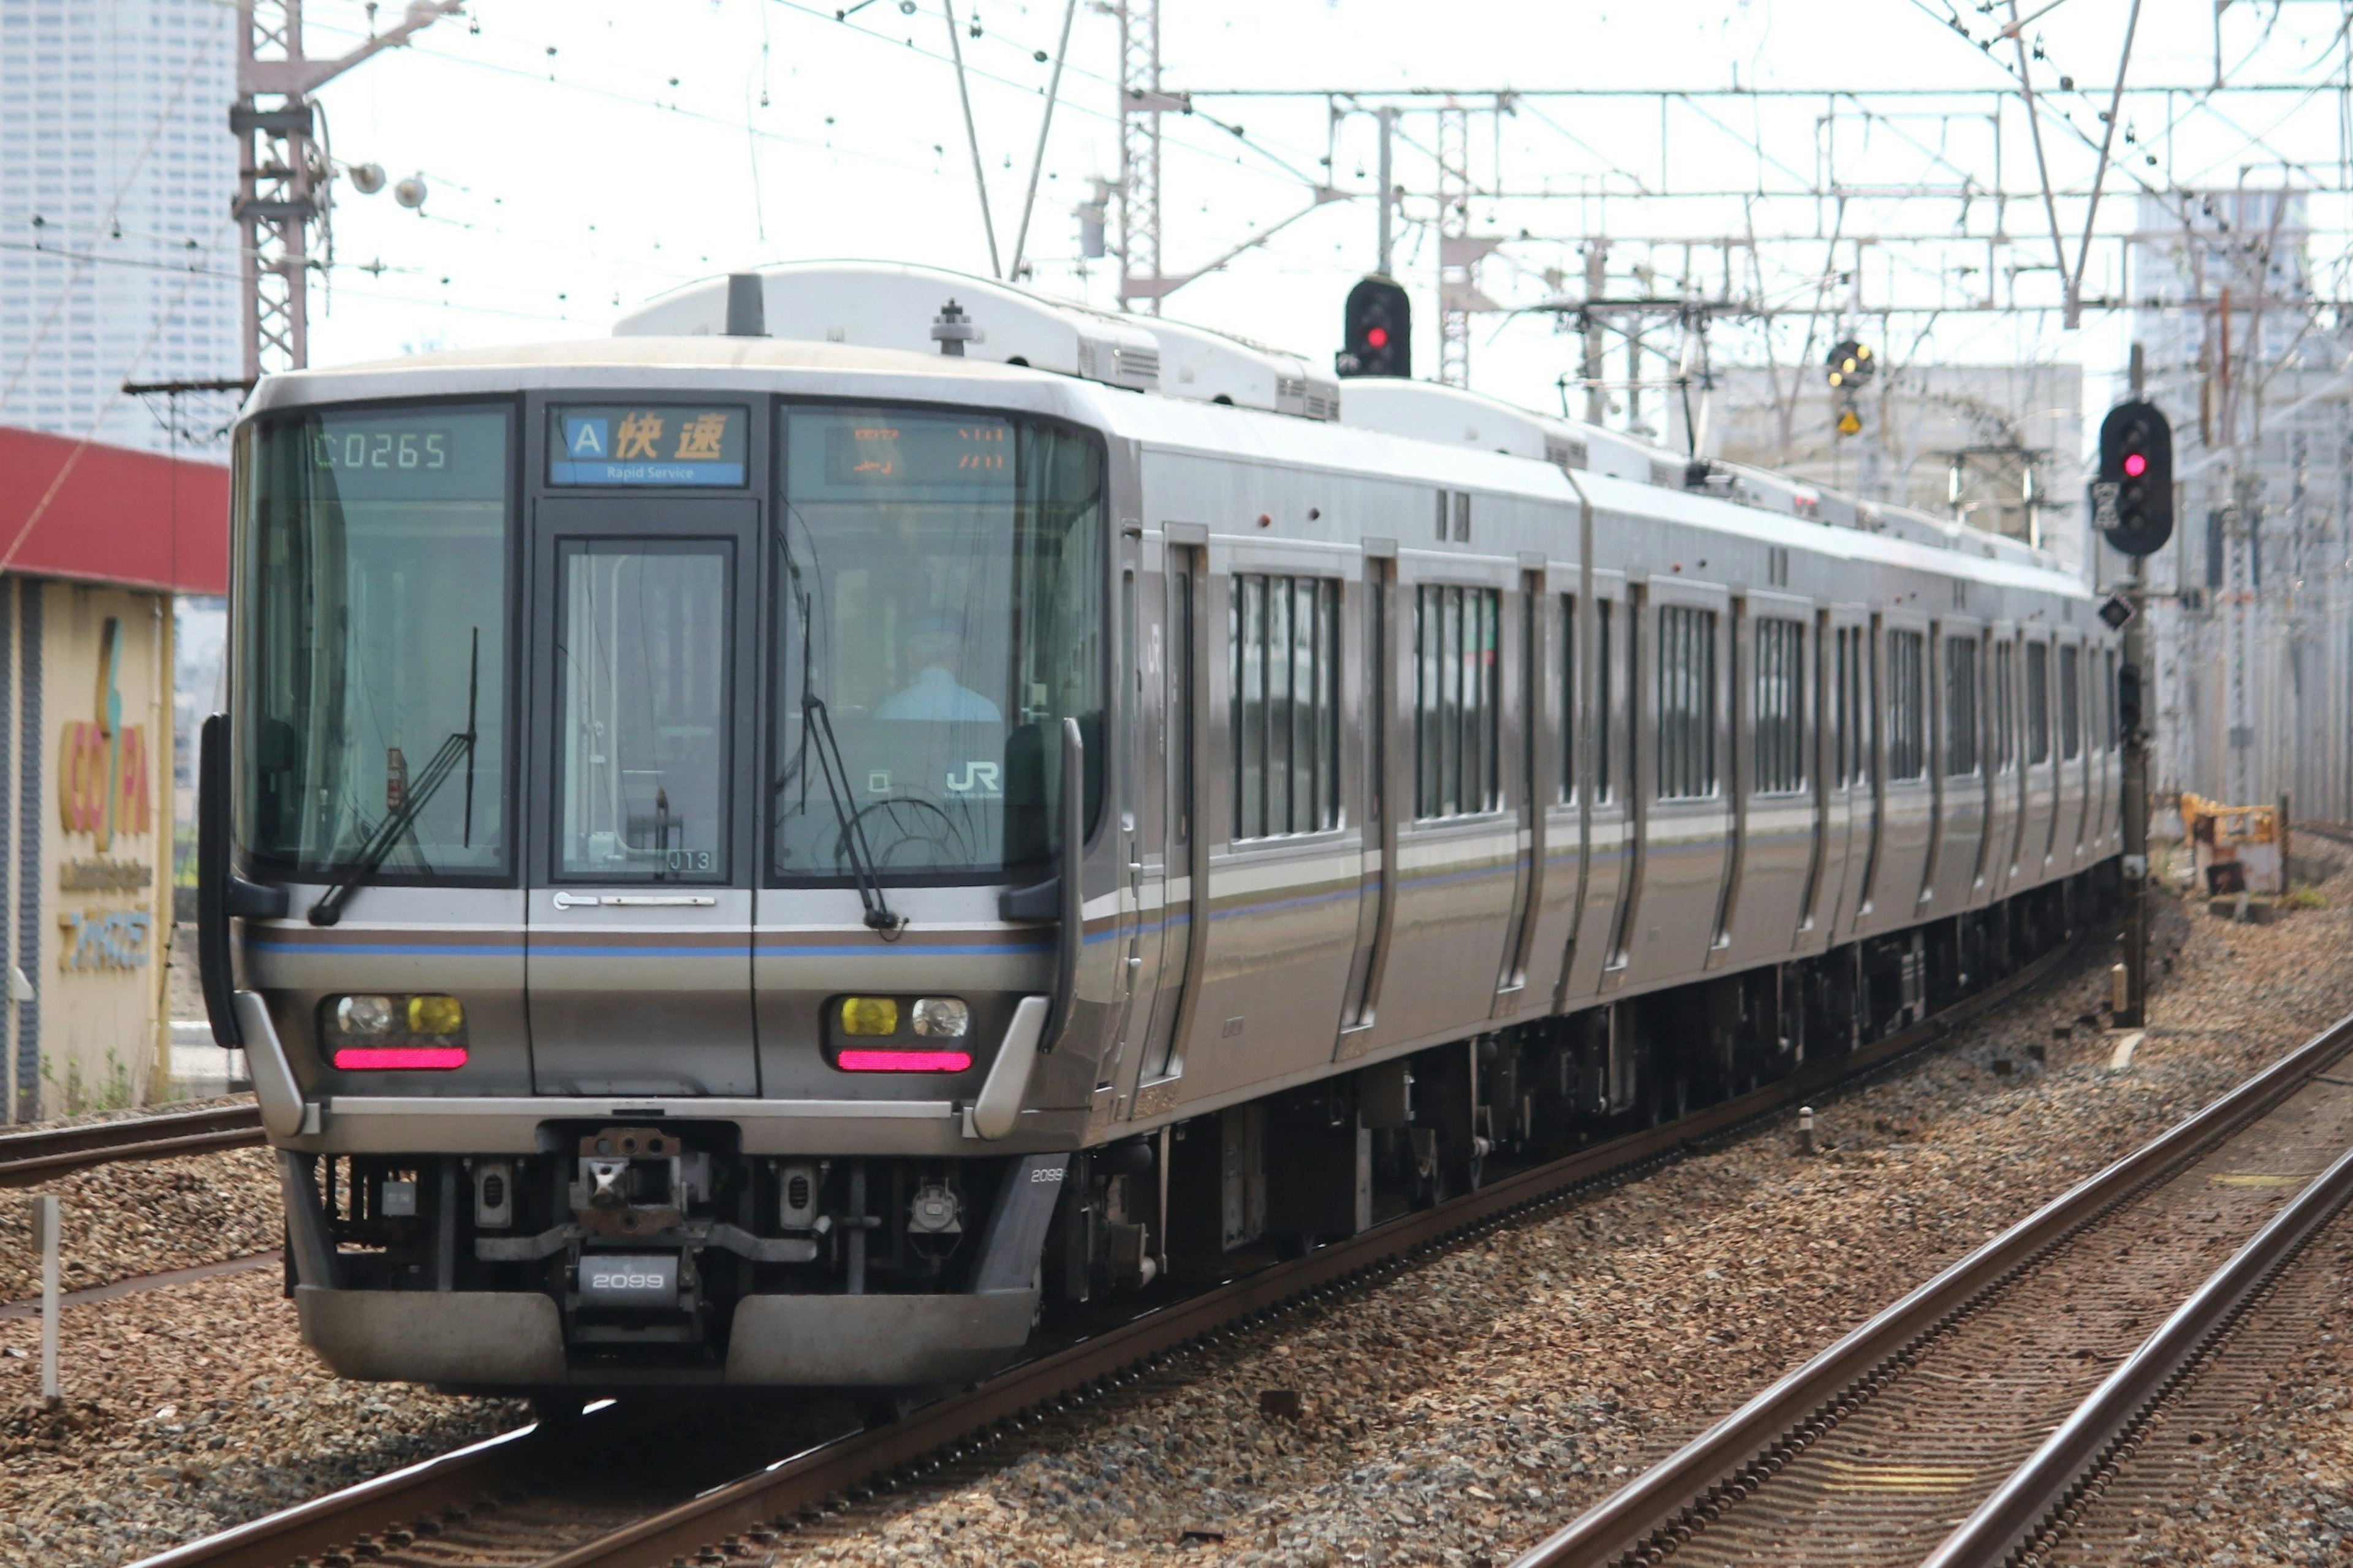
911,997,969,1038
322,993,469,1070
838,996,901,1037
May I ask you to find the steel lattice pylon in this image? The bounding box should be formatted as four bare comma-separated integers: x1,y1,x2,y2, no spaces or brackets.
1435,102,1471,386
233,1,459,378
1116,0,1163,314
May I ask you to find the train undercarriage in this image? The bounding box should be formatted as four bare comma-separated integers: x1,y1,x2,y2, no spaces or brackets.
286,865,2114,1395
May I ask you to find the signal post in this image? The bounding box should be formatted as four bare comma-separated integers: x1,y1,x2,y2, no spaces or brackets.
2097,346,2169,1029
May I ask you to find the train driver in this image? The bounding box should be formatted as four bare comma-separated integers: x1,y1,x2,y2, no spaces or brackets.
876,612,1003,725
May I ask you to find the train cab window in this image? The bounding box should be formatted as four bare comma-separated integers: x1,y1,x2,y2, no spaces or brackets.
1753,618,1805,794
2059,645,2082,761
2026,643,2052,764
238,404,513,877
770,408,1104,881
1414,585,1501,817
1944,636,1980,776
1886,629,1926,781
555,540,732,881
1232,574,1341,839
1993,643,2016,771
1656,605,1718,800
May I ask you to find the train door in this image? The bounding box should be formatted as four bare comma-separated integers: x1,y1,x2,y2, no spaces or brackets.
1337,545,1398,1056
1493,563,1555,1017
2020,635,2059,876
526,496,761,1096
1984,629,2020,899
1624,577,1733,987
1094,559,1156,1122
1798,608,1854,951
1846,613,1887,936
1131,532,1206,1115
1560,571,1627,1006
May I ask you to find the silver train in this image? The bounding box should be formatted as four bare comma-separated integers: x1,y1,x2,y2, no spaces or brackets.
198,262,2122,1393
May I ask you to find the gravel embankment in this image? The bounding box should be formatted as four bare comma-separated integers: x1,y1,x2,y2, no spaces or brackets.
0,1145,280,1305
0,1269,524,1567
780,874,2353,1568
2,865,2346,1568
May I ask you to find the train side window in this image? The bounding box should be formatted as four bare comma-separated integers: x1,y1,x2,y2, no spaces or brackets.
1945,636,1980,776
1832,627,1853,786
1596,599,1615,803
1232,574,1341,840
1172,563,1195,844
2026,643,2052,764
1558,595,1576,803
2059,645,2082,761
1656,605,1718,800
1886,629,1926,781
1754,617,1805,794
1993,642,2015,771
1414,584,1501,818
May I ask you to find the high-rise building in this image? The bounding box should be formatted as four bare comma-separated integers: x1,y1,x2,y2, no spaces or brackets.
0,0,240,455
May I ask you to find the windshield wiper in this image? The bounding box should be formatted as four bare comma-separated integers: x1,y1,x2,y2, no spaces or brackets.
801,694,904,937
309,629,480,927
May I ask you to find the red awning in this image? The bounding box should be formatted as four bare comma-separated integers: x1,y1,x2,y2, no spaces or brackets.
0,424,229,596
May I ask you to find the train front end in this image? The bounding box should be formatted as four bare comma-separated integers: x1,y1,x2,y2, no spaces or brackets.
199,342,1120,1392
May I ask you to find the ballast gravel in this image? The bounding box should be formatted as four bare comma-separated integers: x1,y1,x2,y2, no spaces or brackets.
1,862,2347,1568
782,869,2353,1568
0,1139,278,1306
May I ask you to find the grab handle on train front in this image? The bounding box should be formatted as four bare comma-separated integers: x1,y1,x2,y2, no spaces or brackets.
1040,716,1085,1056
197,713,288,1050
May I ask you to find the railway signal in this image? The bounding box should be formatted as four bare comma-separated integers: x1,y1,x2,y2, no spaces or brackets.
2093,399,2173,556
1825,339,1873,389
1338,274,1411,378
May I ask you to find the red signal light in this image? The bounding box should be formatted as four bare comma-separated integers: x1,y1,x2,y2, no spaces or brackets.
2122,452,2147,478
1366,326,1389,348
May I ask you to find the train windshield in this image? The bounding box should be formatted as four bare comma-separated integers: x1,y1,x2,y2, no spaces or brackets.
771,407,1102,881
238,406,513,876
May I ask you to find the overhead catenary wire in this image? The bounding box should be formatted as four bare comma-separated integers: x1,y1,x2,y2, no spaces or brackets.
1009,0,1081,282
940,0,1003,279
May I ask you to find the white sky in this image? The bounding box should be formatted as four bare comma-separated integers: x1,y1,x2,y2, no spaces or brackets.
294,0,2353,432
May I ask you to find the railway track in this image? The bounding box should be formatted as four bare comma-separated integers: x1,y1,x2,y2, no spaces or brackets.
1511,1002,2353,1568
0,1102,262,1187
128,932,2100,1568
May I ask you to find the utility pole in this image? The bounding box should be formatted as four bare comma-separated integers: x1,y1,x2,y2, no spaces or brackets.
235,1,461,379
1375,107,1396,279
1582,243,1607,425
2118,341,2151,1029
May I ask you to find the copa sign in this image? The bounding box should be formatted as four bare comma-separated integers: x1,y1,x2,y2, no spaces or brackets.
59,616,152,852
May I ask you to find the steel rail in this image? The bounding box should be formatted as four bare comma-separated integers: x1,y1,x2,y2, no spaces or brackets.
0,1103,263,1187
1508,1003,2353,1568
1920,1119,2353,1567
127,938,2083,1568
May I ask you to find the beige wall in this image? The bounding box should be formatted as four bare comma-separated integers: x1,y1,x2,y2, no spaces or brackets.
26,580,174,1115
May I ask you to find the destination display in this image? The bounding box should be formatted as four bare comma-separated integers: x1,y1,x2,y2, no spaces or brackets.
790,409,1019,501
550,405,748,487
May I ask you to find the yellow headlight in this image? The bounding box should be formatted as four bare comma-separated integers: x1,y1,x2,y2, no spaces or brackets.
839,996,900,1037
407,994,466,1037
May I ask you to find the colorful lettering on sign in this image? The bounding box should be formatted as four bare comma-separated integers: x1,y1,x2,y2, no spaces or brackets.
59,909,151,971
59,617,150,850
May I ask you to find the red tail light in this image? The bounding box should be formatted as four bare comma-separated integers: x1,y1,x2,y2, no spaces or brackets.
332,1045,469,1070
836,1048,972,1074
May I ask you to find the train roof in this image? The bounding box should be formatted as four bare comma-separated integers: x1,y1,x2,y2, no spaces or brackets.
251,265,2084,597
